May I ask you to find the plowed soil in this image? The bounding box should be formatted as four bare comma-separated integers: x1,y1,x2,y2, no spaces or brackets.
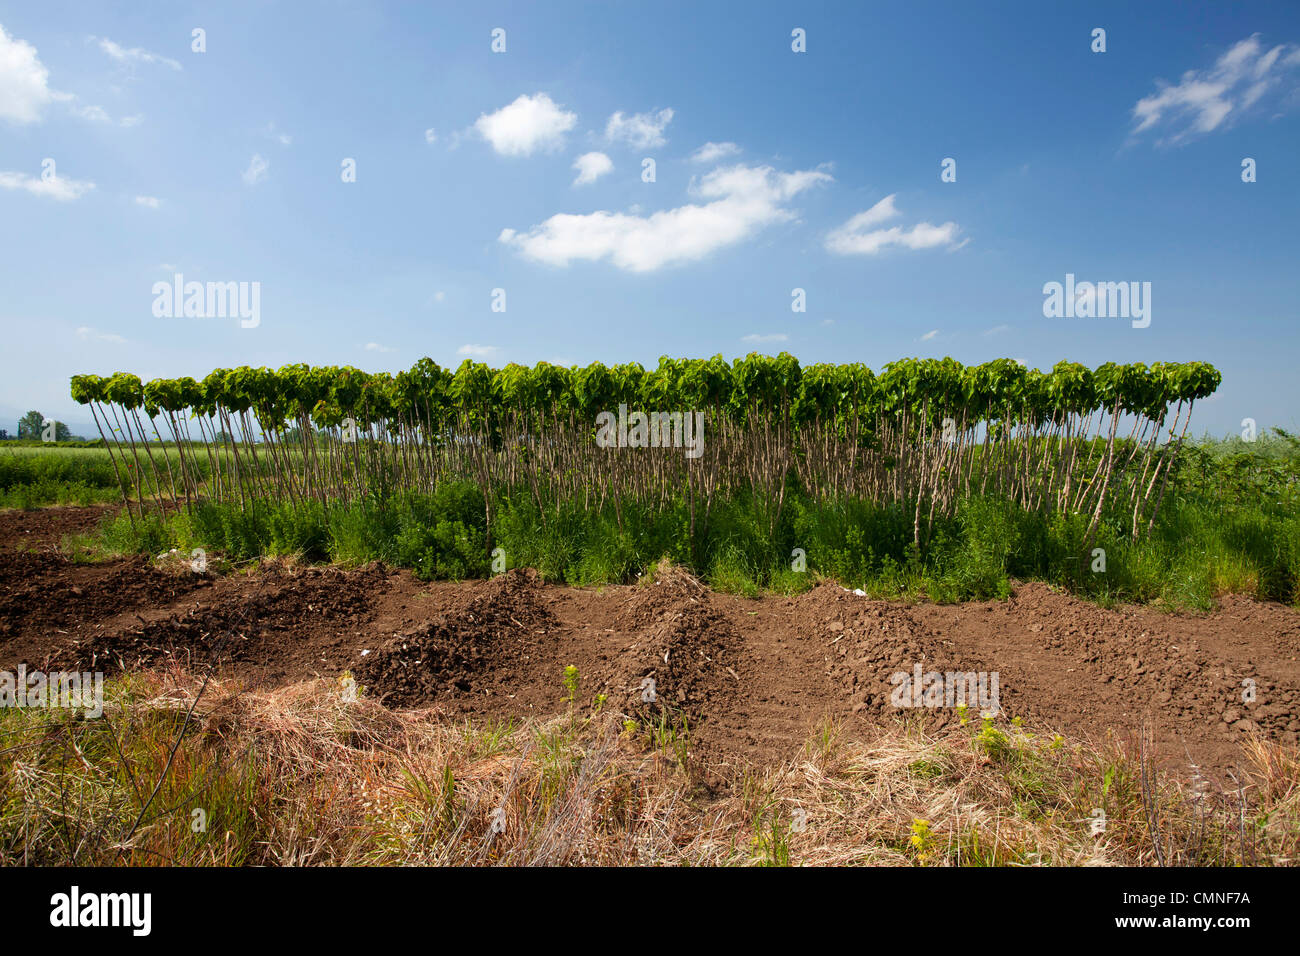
3,505,1298,783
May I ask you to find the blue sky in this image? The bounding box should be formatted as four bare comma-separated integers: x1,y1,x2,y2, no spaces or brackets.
1,1,1298,437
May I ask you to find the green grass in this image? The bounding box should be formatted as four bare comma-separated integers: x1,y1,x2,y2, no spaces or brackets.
78,486,1297,611
0,446,124,491
25,432,1300,609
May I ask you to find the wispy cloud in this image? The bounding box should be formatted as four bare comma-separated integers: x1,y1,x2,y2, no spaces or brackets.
500,163,832,272
134,195,161,209
457,344,499,357
1132,34,1300,145
826,194,962,256
364,342,394,353
0,170,95,201
77,326,126,344
742,333,789,344
919,329,939,341
604,108,674,149
265,122,292,146
690,142,741,163
92,36,182,71
242,154,269,185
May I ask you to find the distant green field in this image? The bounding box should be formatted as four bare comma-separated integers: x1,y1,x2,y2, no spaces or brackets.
0,442,303,509
0,444,219,509
0,446,120,508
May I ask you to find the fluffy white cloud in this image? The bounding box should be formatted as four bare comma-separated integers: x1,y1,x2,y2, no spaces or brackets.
0,25,120,125
134,195,161,208
1133,34,1300,144
424,127,437,144
604,108,674,149
0,169,95,201
0,24,55,123
242,154,269,185
475,93,576,156
500,163,832,272
93,36,182,71
742,333,788,344
825,194,961,255
457,344,499,357
690,141,741,163
572,151,613,185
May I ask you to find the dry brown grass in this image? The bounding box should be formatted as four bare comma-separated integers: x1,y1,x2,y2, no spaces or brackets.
1,670,1296,866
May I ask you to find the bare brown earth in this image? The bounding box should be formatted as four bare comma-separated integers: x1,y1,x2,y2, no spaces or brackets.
2,505,1298,784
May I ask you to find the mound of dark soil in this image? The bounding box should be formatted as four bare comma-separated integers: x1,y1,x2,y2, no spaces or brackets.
603,567,744,720
0,551,209,638
356,568,555,706
4,506,1300,780
65,562,389,677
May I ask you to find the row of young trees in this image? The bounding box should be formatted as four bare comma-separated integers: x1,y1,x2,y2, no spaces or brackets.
71,355,1220,546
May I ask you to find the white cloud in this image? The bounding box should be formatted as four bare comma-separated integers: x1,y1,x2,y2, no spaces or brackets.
76,326,126,344
433,290,445,302
500,162,833,272
93,36,182,71
0,26,120,126
0,24,56,123
1132,34,1300,145
825,194,962,255
134,195,161,208
71,103,110,123
983,324,1010,337
690,141,741,163
264,122,291,146
364,342,394,353
741,333,789,344
572,151,613,186
474,93,576,156
424,127,437,145
0,170,95,201
458,344,499,357
242,154,269,185
919,329,939,342
604,108,674,149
